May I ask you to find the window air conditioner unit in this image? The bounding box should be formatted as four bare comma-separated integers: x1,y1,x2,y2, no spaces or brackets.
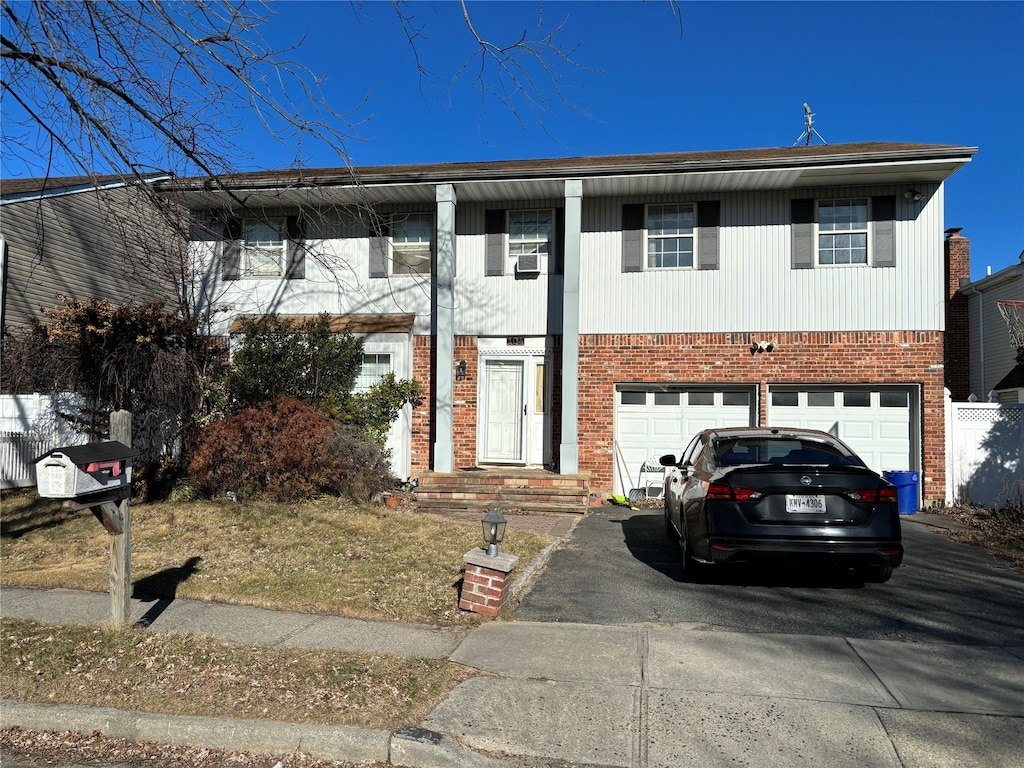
516,253,541,274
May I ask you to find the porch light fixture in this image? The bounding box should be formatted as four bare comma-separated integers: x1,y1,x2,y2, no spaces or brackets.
456,359,468,380
904,189,924,202
481,508,507,557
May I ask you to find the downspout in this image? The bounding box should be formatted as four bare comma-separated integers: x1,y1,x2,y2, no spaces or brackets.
0,235,7,336
960,283,985,398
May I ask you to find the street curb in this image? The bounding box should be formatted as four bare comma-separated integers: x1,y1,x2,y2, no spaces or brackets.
391,727,503,767
1,700,506,767
2,700,389,763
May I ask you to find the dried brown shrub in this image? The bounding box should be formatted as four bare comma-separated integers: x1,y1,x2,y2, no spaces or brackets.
190,396,338,501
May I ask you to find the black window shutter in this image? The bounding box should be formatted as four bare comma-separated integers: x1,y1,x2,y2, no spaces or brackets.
871,195,897,268
369,214,389,278
791,198,815,269
285,215,305,279
222,217,242,281
697,201,720,270
485,209,506,276
622,203,644,273
553,207,565,274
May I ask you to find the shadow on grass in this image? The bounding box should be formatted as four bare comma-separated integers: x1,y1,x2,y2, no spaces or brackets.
0,490,73,540
133,556,202,627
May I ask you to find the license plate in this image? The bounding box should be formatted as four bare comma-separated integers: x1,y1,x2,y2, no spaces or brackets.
786,495,826,514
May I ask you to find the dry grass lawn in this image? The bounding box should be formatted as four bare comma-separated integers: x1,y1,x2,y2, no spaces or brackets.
0,489,551,734
1,490,551,625
2,617,473,730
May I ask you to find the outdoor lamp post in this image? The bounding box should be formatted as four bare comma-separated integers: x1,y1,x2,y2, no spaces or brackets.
481,508,507,556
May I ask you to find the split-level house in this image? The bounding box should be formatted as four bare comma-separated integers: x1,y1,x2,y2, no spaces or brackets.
167,142,976,510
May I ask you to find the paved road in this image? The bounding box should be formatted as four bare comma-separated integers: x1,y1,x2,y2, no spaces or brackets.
515,507,1024,646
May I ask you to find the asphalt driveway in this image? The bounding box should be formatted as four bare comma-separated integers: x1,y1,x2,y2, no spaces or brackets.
515,506,1024,646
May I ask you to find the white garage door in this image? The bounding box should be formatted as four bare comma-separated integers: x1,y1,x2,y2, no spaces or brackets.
614,387,756,497
766,387,916,475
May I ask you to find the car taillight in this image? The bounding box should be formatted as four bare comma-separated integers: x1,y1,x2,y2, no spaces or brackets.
845,487,898,503
706,482,762,501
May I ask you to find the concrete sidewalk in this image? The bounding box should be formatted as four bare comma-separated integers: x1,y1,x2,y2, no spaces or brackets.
3,586,1024,767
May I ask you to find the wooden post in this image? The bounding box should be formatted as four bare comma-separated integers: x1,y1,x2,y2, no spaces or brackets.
109,410,132,625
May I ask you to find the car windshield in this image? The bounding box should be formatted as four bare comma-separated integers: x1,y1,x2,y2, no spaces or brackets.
713,437,860,467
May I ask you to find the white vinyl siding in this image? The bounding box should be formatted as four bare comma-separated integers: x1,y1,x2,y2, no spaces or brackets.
452,202,563,337
577,186,945,335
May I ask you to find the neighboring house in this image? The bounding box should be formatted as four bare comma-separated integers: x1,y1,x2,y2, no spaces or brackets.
0,174,178,336
165,141,977,506
958,250,1024,403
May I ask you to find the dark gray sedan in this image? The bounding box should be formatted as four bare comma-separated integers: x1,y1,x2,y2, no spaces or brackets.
660,427,903,582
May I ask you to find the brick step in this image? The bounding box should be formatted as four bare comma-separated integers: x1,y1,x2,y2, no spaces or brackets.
413,497,586,514
415,482,588,497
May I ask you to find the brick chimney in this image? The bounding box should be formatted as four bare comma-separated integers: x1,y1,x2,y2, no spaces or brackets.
944,228,971,400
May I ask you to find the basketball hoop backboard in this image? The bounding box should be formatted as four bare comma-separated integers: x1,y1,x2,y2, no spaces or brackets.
997,299,1024,353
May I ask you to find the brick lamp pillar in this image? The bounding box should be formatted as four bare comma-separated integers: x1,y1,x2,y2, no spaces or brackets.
459,548,519,617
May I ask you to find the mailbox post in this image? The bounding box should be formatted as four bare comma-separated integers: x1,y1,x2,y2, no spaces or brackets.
34,410,134,624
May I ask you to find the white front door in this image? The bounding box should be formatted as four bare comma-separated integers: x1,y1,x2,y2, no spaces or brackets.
483,359,525,462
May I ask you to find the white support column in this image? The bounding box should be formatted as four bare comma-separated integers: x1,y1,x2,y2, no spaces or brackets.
433,184,457,472
560,179,583,474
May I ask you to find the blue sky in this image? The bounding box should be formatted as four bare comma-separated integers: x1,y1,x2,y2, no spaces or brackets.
243,0,1022,282
5,1,1022,280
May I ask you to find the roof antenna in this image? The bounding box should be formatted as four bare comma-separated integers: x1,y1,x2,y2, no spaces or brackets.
793,103,828,146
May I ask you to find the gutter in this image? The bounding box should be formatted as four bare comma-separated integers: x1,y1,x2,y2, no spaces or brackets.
159,146,978,194
0,173,172,206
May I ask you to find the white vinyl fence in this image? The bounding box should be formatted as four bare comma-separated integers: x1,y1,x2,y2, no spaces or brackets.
946,392,1024,508
0,393,88,489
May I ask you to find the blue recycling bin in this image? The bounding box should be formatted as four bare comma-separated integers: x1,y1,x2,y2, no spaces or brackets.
883,470,919,515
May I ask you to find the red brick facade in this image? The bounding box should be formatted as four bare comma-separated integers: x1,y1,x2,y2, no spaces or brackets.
417,331,948,505
575,331,946,503
944,229,972,401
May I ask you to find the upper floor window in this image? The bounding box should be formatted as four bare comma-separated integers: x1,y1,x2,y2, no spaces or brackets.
818,199,868,265
647,203,695,269
242,217,285,277
391,213,432,275
508,209,552,272
356,352,392,391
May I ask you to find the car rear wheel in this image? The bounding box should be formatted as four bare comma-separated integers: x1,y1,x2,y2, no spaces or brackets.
681,523,708,582
860,564,893,583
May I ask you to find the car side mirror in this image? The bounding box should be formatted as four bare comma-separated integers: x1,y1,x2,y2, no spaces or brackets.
659,454,678,467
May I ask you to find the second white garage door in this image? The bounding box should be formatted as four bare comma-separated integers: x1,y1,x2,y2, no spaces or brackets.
766,386,917,475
